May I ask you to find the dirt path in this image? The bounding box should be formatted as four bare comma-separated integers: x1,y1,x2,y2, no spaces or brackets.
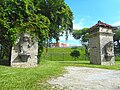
48,67,120,90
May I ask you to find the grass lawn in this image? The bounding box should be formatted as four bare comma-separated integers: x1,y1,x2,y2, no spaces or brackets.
0,61,64,90
1,60,120,90
58,60,120,70
0,47,120,90
42,47,86,61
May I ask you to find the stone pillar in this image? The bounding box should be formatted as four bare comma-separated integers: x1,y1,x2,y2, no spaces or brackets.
11,33,38,68
89,21,115,65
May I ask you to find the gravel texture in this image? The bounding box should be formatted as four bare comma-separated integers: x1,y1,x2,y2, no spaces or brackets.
48,67,120,90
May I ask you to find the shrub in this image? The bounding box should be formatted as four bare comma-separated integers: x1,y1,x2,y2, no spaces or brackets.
70,50,80,60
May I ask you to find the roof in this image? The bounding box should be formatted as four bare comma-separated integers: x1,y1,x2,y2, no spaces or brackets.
89,21,113,30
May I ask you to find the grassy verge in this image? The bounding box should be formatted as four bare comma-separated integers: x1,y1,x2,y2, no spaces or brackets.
0,60,120,90
42,47,120,70
42,47,86,61
57,60,120,70
0,47,120,90
0,61,64,90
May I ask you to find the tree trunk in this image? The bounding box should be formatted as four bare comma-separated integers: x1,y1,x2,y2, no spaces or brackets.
8,46,12,66
85,45,89,60
46,39,49,53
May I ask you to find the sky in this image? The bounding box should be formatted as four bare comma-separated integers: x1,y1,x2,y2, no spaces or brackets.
54,0,120,46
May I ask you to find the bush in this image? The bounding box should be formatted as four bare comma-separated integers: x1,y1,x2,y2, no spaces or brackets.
70,50,80,60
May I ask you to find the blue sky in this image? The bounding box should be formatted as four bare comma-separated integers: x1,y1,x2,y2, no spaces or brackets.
56,0,120,46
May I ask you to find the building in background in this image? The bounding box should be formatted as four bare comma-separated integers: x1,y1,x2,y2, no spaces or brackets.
50,42,67,48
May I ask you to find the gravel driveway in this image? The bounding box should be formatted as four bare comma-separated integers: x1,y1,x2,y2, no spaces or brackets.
48,67,120,90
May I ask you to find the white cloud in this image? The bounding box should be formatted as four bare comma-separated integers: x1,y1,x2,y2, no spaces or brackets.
58,32,81,46
73,15,92,30
73,18,85,30
53,17,88,46
59,35,66,41
68,34,75,40
112,21,120,26
59,32,75,41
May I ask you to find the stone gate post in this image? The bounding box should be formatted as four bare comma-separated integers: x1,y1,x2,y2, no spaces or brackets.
11,33,38,68
89,21,116,65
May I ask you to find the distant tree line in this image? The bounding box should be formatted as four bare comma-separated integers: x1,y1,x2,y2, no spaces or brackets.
113,26,120,54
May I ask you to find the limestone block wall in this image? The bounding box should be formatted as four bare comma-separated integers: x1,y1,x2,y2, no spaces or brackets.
89,27,115,65
89,33,101,65
11,33,38,68
99,33,115,65
99,27,113,33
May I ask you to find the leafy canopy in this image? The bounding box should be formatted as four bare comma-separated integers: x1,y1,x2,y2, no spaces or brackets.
0,0,73,59
0,0,50,59
113,28,120,49
114,29,120,42
72,28,89,43
0,0,50,44
72,28,89,59
39,0,73,41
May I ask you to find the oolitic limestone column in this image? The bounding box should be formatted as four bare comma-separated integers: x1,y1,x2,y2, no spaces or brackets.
11,33,38,68
88,21,115,65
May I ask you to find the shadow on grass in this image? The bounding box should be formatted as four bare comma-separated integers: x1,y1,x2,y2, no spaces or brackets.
115,59,120,61
57,61,91,65
0,59,10,66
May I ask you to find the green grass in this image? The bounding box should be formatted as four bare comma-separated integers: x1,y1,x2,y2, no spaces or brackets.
0,61,120,90
58,60,120,70
0,47,120,90
42,47,120,70
42,47,86,61
115,56,120,61
1,60,120,90
0,61,64,90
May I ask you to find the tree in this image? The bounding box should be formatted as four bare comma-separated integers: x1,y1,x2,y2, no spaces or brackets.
34,0,73,53
113,28,120,49
113,27,120,55
38,0,73,42
0,0,73,62
72,28,89,59
72,28,89,42
70,50,80,60
0,0,50,61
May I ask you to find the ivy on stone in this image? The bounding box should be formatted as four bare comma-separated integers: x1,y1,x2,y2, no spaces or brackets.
0,0,50,59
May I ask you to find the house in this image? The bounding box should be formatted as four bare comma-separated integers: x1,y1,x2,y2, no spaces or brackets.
50,42,67,48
